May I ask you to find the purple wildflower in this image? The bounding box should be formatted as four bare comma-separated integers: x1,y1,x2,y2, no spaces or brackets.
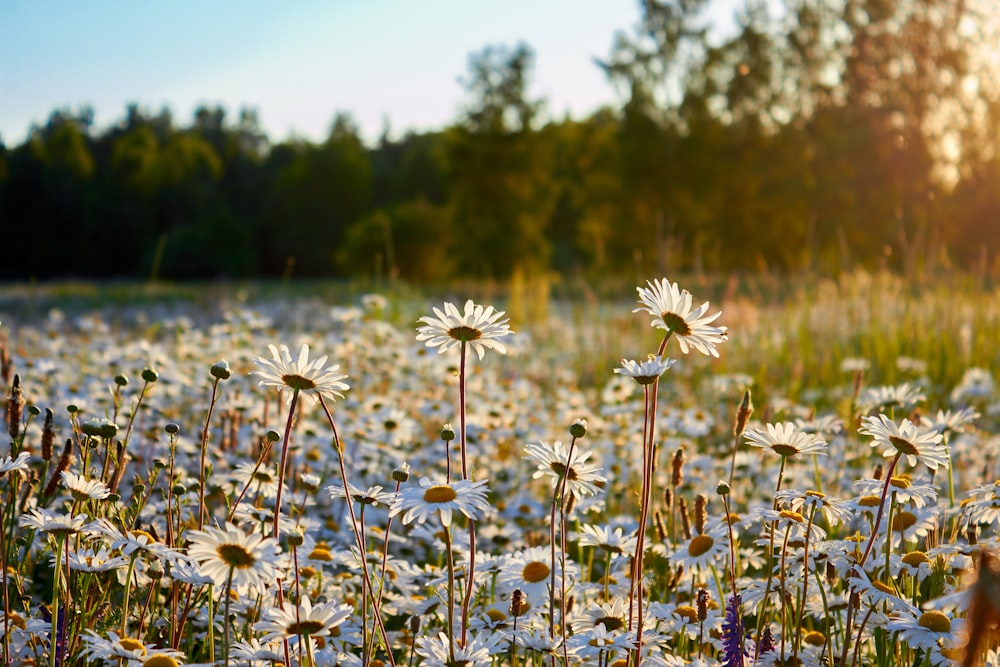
757,625,775,658
721,593,745,667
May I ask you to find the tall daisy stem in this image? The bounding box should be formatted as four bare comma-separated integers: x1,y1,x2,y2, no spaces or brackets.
318,396,395,666
198,376,223,530
458,341,476,647
272,388,300,539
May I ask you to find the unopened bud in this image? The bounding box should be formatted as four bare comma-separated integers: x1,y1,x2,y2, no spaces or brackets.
569,419,588,439
441,424,456,442
210,360,232,381
697,588,709,622
716,480,731,496
734,389,753,438
287,530,305,548
392,463,411,483
510,589,527,617
141,368,159,383
266,430,281,443
165,423,180,435
114,374,129,387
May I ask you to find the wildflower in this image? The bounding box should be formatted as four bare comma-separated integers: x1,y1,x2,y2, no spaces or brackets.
961,481,1000,529
670,524,729,571
571,597,629,633
186,522,281,593
885,608,963,651
720,594,745,667
252,343,349,403
231,462,283,499
523,439,607,498
19,508,87,536
79,630,184,664
63,547,130,573
255,596,353,644
60,471,111,501
857,383,926,413
859,414,947,469
415,631,495,666
633,278,728,357
566,623,633,661
415,299,513,360
614,355,677,385
327,482,395,507
921,407,979,435
229,637,286,664
497,546,576,603
743,422,828,459
0,452,30,477
389,477,490,527
577,523,637,557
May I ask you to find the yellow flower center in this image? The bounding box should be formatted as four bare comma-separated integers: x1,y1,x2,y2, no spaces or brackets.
805,490,826,498
771,444,800,457
280,374,317,391
901,551,929,567
424,485,458,503
659,311,693,336
119,638,146,654
872,580,896,595
917,610,951,633
596,615,624,631
548,462,578,480
309,547,334,562
285,619,327,636
300,566,317,579
891,511,917,532
888,435,918,456
858,495,881,507
779,510,805,523
143,655,179,667
486,609,508,623
675,605,698,623
803,630,826,646
447,326,483,342
216,544,256,569
688,534,715,557
889,475,911,489
522,561,551,583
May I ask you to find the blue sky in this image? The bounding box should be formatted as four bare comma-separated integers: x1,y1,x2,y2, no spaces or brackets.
0,1,742,145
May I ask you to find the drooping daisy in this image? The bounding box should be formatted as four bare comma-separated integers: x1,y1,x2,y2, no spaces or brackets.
523,439,607,498
857,383,926,414
186,522,281,593
744,422,828,459
614,356,677,385
255,596,353,644
19,508,88,537
633,278,728,357
859,414,947,469
252,343,349,403
415,299,513,360
0,452,30,477
389,477,490,527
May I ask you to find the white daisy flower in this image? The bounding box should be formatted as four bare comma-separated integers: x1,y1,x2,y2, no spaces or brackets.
744,422,828,459
415,299,513,360
186,522,281,594
614,355,677,385
859,414,947,469
252,342,349,403
389,477,490,527
523,439,606,498
255,596,353,644
633,278,728,357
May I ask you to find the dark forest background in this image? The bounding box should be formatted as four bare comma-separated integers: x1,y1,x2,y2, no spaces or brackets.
3,0,999,282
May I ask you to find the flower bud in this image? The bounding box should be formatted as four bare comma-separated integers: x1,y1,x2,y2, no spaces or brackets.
716,480,731,496
287,530,305,548
569,418,588,439
141,368,158,383
441,424,456,442
210,360,232,381
392,463,411,483
27,405,41,417
733,389,753,438
266,430,281,443
114,374,129,387
165,423,180,435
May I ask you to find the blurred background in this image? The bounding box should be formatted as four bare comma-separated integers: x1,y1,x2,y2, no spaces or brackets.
2,0,998,282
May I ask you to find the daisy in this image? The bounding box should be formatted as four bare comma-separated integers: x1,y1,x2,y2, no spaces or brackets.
415,299,513,360
885,608,963,651
389,477,490,527
498,546,578,605
60,471,111,501
859,415,947,469
857,383,926,413
255,596,353,644
186,522,281,593
577,523,637,557
64,547,130,573
19,508,88,537
614,355,677,385
743,422,828,459
571,597,630,633
0,452,30,477
415,631,495,666
231,462,283,499
669,524,729,571
633,278,728,357
252,343,349,403
566,623,633,661
523,440,607,498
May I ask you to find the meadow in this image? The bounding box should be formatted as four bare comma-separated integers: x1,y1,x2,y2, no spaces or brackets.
0,270,997,667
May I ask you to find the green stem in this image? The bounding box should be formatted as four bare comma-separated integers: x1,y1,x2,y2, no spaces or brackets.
223,566,234,667
49,535,66,667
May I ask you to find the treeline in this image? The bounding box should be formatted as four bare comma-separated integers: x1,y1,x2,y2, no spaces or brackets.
2,0,999,281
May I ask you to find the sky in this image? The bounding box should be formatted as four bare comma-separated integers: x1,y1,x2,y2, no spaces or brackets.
0,1,743,146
